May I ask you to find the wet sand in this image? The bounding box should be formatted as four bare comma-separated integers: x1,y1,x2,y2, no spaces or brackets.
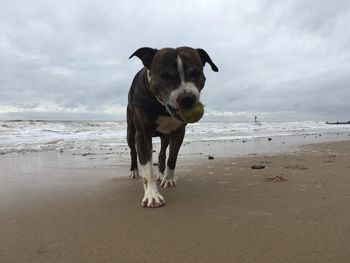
1,140,350,262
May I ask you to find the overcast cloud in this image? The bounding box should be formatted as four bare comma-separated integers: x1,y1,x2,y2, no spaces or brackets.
0,0,350,121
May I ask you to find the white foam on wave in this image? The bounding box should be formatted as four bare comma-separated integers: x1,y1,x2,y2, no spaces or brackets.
1,120,350,154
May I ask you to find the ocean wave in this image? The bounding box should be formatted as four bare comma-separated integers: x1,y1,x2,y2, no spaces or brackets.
1,120,350,154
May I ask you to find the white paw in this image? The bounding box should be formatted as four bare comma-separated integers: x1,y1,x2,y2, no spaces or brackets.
130,169,139,179
160,167,176,188
160,178,176,188
141,184,165,208
156,173,163,183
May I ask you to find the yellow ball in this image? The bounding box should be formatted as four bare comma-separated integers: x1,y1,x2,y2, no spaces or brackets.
179,102,204,123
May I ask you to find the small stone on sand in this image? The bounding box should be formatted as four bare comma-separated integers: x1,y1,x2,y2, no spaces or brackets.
251,164,266,169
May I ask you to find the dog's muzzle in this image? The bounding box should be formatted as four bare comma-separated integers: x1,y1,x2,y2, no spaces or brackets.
160,93,198,123
167,93,198,122
177,93,197,109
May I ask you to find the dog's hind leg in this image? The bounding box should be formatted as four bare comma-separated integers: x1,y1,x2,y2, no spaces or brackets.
157,135,169,181
127,107,139,179
160,127,185,188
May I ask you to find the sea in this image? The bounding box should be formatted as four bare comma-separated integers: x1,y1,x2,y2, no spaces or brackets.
1,120,350,155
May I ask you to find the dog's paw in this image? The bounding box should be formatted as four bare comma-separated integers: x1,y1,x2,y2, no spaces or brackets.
160,178,176,188
129,169,139,179
141,186,165,208
160,168,176,188
156,173,163,183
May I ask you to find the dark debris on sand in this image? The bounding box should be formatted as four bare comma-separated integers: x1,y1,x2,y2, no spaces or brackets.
264,176,287,182
251,164,266,169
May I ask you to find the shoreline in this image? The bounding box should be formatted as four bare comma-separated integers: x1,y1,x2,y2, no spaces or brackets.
1,119,350,156
1,129,349,157
1,139,350,262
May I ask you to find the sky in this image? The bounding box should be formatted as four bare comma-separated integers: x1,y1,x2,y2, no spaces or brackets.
0,0,350,121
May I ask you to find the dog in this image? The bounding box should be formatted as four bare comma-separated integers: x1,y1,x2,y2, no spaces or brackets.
127,47,218,208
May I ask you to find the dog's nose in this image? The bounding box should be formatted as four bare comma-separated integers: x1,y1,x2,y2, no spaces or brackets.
177,93,196,108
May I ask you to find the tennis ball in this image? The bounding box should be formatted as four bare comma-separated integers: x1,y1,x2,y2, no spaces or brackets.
179,102,204,123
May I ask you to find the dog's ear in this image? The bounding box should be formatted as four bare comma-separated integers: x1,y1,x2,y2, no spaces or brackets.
197,49,219,72
129,47,158,69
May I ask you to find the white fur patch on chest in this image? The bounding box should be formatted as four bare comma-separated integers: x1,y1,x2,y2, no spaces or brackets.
156,116,183,134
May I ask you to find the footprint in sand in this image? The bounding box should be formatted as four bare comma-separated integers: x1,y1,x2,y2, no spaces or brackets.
37,247,49,255
285,164,308,170
264,176,287,182
323,155,336,163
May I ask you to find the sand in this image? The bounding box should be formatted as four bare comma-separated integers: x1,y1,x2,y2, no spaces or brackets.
1,141,350,262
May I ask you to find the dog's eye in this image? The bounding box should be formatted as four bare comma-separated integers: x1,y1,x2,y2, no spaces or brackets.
162,68,177,78
188,68,200,79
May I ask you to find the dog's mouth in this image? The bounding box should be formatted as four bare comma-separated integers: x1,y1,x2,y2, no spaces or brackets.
155,95,183,122
166,104,184,122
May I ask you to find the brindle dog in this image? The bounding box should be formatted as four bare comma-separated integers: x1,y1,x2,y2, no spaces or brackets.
127,47,218,207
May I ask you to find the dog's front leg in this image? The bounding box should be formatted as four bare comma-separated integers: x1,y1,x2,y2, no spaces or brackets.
160,127,185,188
136,131,165,208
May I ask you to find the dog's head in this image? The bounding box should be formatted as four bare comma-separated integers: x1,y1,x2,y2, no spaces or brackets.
129,47,218,121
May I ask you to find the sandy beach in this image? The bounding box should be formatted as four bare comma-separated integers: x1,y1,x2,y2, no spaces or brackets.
1,139,350,263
